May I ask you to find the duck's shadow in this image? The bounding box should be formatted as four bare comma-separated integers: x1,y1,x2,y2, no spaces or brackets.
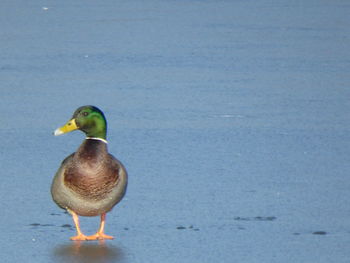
53,241,125,263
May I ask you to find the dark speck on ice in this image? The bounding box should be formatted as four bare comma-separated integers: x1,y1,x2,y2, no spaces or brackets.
312,231,327,235
61,224,72,228
50,213,61,216
29,223,54,227
234,216,277,221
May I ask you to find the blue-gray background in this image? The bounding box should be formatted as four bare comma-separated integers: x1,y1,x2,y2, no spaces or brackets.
0,1,349,262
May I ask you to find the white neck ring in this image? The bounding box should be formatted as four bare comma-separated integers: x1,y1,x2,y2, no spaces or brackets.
86,137,108,144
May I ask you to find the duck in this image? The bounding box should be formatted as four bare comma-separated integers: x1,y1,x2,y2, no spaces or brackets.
51,105,128,241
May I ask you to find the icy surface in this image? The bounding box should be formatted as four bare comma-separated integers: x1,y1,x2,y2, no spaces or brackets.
0,1,350,262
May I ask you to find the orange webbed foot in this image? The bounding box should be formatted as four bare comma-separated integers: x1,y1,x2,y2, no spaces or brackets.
70,234,90,241
86,232,114,240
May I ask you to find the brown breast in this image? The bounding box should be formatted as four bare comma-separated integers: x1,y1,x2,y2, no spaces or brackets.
63,139,120,200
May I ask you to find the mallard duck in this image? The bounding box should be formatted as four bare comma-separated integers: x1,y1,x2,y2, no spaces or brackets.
51,105,128,241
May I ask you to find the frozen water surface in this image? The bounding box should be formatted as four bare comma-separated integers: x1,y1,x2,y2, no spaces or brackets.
0,0,350,262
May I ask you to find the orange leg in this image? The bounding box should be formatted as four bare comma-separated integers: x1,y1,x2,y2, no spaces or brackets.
68,209,89,241
86,213,114,240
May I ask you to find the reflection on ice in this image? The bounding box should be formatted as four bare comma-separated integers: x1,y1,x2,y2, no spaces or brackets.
53,242,125,263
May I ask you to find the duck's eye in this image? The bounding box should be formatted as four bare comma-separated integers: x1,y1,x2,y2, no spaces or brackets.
82,112,89,117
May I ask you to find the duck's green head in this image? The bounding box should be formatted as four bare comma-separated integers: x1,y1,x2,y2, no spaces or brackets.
54,105,107,139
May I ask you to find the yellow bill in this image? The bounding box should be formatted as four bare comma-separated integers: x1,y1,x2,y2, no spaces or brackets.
54,119,78,136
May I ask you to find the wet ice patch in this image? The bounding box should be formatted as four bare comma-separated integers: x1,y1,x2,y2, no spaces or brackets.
212,114,246,118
